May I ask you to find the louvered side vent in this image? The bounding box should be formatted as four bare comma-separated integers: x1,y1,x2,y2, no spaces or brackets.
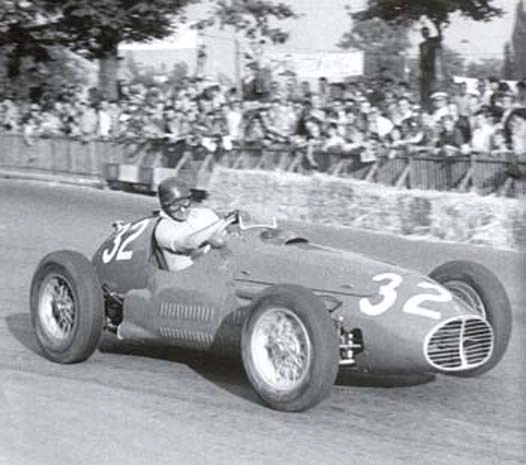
425,316,494,372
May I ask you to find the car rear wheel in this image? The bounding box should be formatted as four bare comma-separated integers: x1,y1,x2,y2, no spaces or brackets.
429,260,512,377
30,250,104,364
241,284,339,412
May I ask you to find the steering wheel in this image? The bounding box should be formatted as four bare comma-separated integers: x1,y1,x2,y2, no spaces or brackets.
195,210,239,253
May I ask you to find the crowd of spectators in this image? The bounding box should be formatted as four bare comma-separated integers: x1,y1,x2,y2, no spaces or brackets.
1,74,525,169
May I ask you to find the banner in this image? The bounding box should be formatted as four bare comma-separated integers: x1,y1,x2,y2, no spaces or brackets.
269,50,364,83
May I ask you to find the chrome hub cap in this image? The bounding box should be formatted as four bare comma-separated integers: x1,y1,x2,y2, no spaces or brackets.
250,307,311,391
443,280,487,319
38,274,76,346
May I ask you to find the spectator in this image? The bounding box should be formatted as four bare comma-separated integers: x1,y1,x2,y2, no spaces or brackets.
224,100,243,145
490,128,508,153
318,77,330,106
244,110,267,146
78,101,98,142
392,96,414,126
401,117,425,147
471,108,494,154
448,102,471,145
22,113,41,148
453,82,471,117
419,25,441,110
386,125,406,158
303,115,324,168
59,101,80,136
39,105,63,137
476,78,493,107
266,97,294,144
97,99,113,140
299,81,311,100
361,132,382,163
487,77,501,108
494,83,513,122
1,98,20,132
504,108,526,156
368,106,394,140
322,122,346,152
436,114,464,156
517,80,526,107
430,92,450,125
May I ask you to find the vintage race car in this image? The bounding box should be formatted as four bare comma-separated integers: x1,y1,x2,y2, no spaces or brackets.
29,206,512,412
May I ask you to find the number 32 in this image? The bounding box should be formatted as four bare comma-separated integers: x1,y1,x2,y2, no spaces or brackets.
359,273,451,320
102,219,149,264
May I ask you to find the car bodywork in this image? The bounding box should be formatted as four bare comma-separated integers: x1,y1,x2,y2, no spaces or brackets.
92,215,494,375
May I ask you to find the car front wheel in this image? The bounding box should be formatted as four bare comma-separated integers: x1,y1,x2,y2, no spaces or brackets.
429,260,512,377
241,284,339,412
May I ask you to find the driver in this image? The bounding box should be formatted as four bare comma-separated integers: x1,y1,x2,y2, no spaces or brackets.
154,177,234,271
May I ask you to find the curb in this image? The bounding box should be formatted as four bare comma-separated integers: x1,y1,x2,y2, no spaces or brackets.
0,167,106,189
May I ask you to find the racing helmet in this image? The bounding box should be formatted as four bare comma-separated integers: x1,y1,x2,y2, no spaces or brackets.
157,177,192,221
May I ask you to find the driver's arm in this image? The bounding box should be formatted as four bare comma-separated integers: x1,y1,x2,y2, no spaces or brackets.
156,209,234,254
179,216,230,251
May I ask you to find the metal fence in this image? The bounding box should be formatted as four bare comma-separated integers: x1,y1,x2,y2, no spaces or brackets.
0,133,524,197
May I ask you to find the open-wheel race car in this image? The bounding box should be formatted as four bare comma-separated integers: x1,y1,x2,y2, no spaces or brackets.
29,205,513,412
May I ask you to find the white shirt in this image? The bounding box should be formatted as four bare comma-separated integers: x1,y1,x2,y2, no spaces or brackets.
432,106,450,125
370,115,394,138
98,110,112,137
226,110,242,140
471,124,494,154
154,208,221,271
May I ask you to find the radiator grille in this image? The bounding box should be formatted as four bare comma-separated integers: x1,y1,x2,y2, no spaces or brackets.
425,316,494,372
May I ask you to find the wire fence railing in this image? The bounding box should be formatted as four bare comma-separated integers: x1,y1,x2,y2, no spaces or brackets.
0,133,524,197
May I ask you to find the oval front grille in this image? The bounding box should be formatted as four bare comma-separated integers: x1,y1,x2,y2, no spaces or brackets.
425,316,494,372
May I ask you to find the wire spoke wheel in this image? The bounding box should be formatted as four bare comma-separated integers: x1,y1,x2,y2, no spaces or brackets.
242,285,339,412
30,250,104,364
251,307,312,391
38,274,77,348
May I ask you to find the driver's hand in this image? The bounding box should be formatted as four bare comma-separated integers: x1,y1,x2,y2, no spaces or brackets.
208,230,226,249
225,209,240,224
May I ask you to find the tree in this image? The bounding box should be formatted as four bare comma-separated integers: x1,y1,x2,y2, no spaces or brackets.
0,1,195,99
338,17,410,82
49,0,196,99
440,47,465,82
0,1,64,85
512,0,526,78
465,58,503,79
196,0,297,45
195,1,297,96
350,0,503,32
350,0,504,102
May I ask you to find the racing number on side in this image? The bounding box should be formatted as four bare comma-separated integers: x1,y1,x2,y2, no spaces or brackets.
359,273,452,320
359,273,402,316
102,219,149,264
403,282,451,320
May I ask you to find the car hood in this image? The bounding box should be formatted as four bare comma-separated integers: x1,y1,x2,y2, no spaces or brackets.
229,229,413,297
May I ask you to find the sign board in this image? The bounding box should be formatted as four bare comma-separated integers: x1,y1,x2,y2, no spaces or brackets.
269,50,364,83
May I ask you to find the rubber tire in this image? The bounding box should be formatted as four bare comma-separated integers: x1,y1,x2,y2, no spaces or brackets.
30,250,104,364
241,284,339,412
429,260,512,377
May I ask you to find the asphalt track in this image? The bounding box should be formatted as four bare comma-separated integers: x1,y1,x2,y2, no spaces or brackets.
0,179,524,465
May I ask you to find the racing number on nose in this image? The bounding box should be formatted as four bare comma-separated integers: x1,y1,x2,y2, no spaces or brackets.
102,219,149,264
359,273,402,316
359,273,451,319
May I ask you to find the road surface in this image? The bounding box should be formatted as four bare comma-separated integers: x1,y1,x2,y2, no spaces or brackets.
0,179,524,465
